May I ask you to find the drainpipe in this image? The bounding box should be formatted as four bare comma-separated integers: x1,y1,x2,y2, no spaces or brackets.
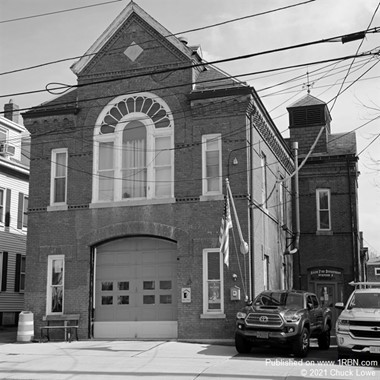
249,113,254,300
347,158,358,282
292,142,301,288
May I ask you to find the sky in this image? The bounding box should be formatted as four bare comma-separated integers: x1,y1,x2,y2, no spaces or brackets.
0,0,379,257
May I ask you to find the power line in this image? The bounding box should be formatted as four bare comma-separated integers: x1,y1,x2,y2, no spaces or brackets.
329,1,380,112
357,132,380,156
0,0,124,24
0,0,316,76
1,48,378,105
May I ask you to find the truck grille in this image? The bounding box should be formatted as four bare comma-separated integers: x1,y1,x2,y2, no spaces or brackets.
350,321,380,327
350,329,380,339
245,313,283,327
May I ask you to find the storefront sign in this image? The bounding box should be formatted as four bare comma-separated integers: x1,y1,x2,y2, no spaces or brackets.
310,268,343,281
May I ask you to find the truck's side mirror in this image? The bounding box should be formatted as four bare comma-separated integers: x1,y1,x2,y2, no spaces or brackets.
307,302,313,310
335,302,345,310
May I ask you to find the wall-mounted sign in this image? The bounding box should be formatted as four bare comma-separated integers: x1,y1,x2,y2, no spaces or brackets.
181,288,191,303
309,268,343,281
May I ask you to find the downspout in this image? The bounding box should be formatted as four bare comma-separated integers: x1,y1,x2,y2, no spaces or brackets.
292,142,301,288
249,112,254,300
347,158,358,282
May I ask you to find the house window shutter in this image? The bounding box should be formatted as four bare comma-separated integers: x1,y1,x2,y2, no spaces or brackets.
1,252,8,291
15,254,21,292
5,189,11,227
18,192,24,229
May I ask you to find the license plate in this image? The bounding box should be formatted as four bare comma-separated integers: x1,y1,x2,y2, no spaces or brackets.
257,331,269,339
369,346,380,354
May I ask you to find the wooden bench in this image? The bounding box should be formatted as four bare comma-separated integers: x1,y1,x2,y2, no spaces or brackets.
40,314,80,342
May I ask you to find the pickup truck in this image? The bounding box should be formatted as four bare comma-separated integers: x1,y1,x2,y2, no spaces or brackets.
235,290,332,357
335,282,380,359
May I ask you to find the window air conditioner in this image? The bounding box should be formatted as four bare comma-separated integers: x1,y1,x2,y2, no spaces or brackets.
0,143,16,156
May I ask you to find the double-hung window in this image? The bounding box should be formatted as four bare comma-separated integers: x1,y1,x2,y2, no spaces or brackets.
50,149,68,206
47,255,64,314
202,134,222,195
15,254,25,292
0,188,4,224
17,193,28,229
263,254,270,290
202,248,224,317
316,189,331,230
261,152,268,208
19,256,26,292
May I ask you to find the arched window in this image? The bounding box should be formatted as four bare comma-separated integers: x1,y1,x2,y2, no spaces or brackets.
93,93,174,203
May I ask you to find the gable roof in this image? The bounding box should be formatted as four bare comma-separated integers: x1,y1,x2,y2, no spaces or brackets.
71,1,196,75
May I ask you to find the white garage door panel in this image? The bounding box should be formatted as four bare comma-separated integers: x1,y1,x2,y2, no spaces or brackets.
94,237,178,339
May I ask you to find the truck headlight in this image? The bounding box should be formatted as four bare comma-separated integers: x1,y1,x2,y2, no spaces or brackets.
337,319,349,332
284,311,301,322
236,312,247,319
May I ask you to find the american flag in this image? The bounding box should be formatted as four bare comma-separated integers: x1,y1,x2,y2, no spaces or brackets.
219,195,233,267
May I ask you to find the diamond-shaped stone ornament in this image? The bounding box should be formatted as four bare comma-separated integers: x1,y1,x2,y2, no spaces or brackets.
124,41,143,62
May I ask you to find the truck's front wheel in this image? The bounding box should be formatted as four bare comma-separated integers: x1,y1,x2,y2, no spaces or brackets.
293,327,310,358
235,333,251,354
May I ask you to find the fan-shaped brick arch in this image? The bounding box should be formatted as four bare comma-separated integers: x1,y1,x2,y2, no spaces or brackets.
100,93,172,134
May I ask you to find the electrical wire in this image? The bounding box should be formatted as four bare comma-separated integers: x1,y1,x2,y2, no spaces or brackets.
1,26,379,100
0,0,124,24
0,0,316,76
357,133,380,156
329,1,380,112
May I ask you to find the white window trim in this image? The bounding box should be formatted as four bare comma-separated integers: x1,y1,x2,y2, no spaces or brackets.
316,188,331,231
261,152,268,209
50,148,68,207
0,187,4,225
0,252,3,292
201,248,225,319
92,112,174,204
22,195,28,230
375,268,380,276
19,256,26,293
201,134,222,197
263,254,270,290
46,255,65,315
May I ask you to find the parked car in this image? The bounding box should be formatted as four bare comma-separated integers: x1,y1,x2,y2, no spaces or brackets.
335,282,380,359
235,290,332,358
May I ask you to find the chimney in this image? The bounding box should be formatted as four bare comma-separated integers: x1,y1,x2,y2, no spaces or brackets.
4,99,20,124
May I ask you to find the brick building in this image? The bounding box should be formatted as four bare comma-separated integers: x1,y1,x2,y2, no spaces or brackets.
287,94,362,326
367,256,380,282
0,101,29,326
22,1,293,340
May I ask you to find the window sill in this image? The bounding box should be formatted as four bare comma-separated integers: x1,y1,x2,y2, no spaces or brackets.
200,313,226,319
316,230,333,235
199,194,224,202
47,204,68,212
90,197,176,208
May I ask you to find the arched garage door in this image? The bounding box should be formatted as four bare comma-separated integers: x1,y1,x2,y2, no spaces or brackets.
93,236,178,339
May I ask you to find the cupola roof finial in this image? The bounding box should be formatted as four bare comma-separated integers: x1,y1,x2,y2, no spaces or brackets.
303,69,314,94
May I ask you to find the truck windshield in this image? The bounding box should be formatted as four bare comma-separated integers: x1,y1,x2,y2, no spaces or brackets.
254,292,303,308
347,292,380,309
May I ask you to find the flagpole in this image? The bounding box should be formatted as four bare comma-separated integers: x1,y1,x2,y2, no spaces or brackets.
226,178,249,255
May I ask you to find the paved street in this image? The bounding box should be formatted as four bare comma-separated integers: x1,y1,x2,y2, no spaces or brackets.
0,329,379,380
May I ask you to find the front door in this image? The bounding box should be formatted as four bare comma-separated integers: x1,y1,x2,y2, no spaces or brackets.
316,283,338,330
